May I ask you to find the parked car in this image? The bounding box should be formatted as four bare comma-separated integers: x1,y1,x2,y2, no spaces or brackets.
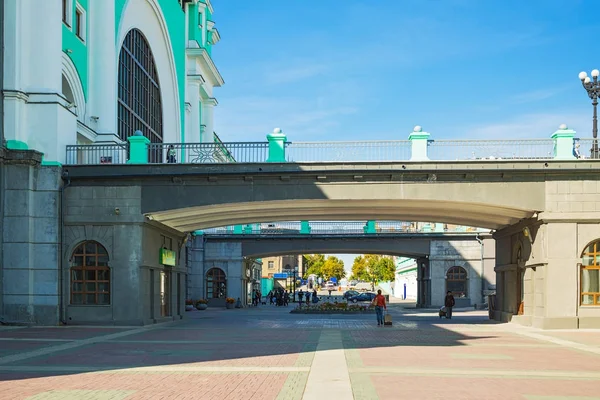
348,292,376,303
343,290,360,300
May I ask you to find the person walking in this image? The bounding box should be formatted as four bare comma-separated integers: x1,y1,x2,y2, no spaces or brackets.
444,291,455,319
373,289,387,326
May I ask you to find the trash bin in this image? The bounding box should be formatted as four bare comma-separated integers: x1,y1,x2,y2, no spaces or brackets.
487,294,496,320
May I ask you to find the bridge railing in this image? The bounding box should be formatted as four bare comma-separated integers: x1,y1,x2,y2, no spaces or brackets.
201,221,487,235
285,141,412,162
65,142,129,165
64,125,594,165
427,139,555,160
147,142,268,164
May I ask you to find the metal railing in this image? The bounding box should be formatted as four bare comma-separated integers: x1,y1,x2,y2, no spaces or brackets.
65,142,129,165
285,141,412,162
574,138,600,159
147,141,268,164
426,139,555,161
201,221,488,235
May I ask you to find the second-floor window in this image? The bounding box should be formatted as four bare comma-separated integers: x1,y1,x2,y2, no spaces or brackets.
268,261,274,269
62,0,73,27
75,9,82,38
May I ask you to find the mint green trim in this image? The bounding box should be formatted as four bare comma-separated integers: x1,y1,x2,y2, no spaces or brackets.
434,223,444,232
62,1,88,99
116,0,186,143
408,129,430,161
233,225,243,234
397,266,418,275
364,220,376,234
187,3,199,42
243,224,253,234
41,160,63,167
6,140,28,150
266,130,287,162
127,135,150,164
551,126,576,160
300,221,311,234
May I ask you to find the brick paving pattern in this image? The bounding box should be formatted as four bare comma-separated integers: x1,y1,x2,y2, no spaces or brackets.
0,305,598,399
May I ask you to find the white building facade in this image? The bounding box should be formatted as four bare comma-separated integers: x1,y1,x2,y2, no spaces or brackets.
3,0,223,164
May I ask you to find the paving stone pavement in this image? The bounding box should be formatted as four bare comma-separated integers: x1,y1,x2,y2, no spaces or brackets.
0,305,599,399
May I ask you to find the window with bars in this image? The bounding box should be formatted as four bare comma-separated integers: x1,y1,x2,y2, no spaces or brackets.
206,268,226,299
70,241,110,305
118,29,163,162
581,240,600,306
446,266,468,297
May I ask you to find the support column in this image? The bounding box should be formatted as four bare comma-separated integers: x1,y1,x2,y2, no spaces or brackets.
409,126,430,161
551,124,576,160
186,80,202,142
202,100,216,142
266,128,287,162
88,0,117,138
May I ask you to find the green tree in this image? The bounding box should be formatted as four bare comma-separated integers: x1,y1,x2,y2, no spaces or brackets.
321,256,346,280
303,254,325,278
351,255,369,281
352,254,396,288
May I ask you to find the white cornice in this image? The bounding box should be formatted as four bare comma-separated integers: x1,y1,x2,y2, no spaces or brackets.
186,47,224,87
204,0,214,14
210,27,220,45
187,73,206,85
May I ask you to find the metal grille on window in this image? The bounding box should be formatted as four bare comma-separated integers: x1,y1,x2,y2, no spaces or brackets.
70,241,110,305
118,28,163,163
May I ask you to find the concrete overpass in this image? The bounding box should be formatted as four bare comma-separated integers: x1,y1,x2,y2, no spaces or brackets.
191,231,496,309
59,159,600,329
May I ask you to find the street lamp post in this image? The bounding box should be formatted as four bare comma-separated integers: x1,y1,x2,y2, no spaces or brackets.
578,69,600,159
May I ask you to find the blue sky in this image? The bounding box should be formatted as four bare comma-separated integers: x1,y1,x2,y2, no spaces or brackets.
212,0,598,142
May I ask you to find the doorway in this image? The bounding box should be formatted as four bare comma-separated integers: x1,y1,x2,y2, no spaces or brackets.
160,270,171,317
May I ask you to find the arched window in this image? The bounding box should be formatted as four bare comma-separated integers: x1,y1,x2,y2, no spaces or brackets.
581,240,600,305
70,241,110,305
206,268,226,299
117,29,163,154
446,266,468,298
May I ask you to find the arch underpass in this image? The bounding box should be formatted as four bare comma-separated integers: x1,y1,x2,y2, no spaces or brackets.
150,199,534,232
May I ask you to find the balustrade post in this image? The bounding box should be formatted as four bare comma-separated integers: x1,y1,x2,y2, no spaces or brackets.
364,220,376,234
551,124,576,160
300,220,311,234
233,225,243,234
243,224,253,234
127,131,150,164
408,126,430,161
266,128,287,162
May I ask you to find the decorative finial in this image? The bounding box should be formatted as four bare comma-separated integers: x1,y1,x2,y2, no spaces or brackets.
559,124,568,130
413,125,422,132
273,128,282,134
133,130,143,136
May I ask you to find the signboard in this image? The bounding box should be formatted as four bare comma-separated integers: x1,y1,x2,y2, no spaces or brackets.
159,248,176,267
330,277,338,284
273,273,288,279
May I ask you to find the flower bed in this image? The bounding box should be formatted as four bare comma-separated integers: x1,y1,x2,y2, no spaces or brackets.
290,302,374,314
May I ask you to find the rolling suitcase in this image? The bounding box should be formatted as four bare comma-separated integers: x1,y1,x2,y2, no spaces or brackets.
384,312,392,326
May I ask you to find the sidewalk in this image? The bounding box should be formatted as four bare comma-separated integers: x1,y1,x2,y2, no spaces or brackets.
0,305,598,399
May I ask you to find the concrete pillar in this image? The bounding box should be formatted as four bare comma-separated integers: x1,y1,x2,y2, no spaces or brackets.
2,158,61,325
127,132,150,164
408,126,430,161
551,124,576,160
26,0,62,94
202,101,216,142
266,128,287,162
300,220,311,234
187,80,202,142
88,0,117,137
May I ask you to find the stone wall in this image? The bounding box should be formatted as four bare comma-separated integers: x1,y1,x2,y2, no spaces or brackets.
188,236,244,307
429,238,494,307
1,150,61,325
63,185,186,325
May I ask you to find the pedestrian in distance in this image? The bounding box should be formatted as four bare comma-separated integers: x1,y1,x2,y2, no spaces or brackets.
373,290,387,326
444,291,455,319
